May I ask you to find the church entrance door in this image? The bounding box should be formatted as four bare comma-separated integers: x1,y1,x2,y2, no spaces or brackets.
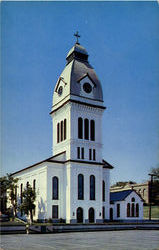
110,208,113,221
77,207,83,223
88,207,95,223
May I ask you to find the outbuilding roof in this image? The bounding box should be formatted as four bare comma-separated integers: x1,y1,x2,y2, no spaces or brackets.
110,190,133,202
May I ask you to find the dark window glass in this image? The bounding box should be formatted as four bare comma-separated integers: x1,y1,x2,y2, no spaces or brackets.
131,197,135,202
26,182,29,189
90,120,95,141
90,175,95,200
84,119,89,140
93,149,96,161
33,179,36,191
77,207,83,223
52,177,59,200
61,121,63,141
78,174,84,200
136,203,139,217
102,206,105,219
64,119,66,140
88,207,95,223
78,118,83,139
102,181,105,202
57,123,59,143
127,203,130,217
52,205,58,219
89,149,92,160
131,203,135,217
77,147,80,159
117,204,120,217
81,148,84,159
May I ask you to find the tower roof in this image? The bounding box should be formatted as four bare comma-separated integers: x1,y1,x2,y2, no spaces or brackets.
52,40,104,111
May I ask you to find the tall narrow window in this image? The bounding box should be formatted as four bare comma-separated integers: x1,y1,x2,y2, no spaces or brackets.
127,203,130,217
136,203,139,217
64,119,67,140
57,123,59,143
90,120,95,141
89,149,92,160
81,148,84,159
78,174,84,200
52,177,59,200
93,149,96,161
52,205,58,219
20,184,23,203
117,204,120,217
26,182,29,189
78,117,83,139
90,175,95,200
102,181,105,202
131,203,135,217
77,147,80,159
61,121,63,141
33,179,36,191
84,119,89,140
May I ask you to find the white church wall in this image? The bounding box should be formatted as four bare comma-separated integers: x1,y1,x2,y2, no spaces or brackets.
12,164,47,221
46,163,66,220
111,191,143,220
102,168,110,220
67,162,104,223
70,102,104,162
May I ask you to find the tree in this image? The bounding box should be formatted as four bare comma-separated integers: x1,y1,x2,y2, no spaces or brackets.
20,184,36,224
0,174,18,217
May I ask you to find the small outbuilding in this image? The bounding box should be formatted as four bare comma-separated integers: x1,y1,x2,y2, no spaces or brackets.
110,190,143,221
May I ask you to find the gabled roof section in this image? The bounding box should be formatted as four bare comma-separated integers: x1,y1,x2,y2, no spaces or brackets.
11,151,66,176
77,73,97,87
102,159,114,169
110,190,133,202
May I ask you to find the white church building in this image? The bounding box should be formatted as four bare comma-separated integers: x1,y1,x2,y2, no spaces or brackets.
11,35,143,223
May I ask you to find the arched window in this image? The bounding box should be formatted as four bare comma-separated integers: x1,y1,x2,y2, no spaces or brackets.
90,175,95,200
78,117,83,139
64,119,67,140
131,197,135,202
136,203,139,217
78,174,84,200
61,120,63,141
90,120,95,141
77,207,83,223
57,123,59,143
127,203,130,217
52,177,59,200
102,181,105,202
84,119,89,140
33,179,36,191
131,203,135,217
88,207,95,223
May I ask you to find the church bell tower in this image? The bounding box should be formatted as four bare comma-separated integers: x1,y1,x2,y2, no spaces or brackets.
50,33,106,163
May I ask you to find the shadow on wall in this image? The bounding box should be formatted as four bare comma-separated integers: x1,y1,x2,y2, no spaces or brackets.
38,197,46,220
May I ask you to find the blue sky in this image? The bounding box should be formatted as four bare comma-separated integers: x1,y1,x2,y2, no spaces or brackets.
1,1,159,184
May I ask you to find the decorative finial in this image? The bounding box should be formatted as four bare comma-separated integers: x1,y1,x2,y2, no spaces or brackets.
74,31,80,44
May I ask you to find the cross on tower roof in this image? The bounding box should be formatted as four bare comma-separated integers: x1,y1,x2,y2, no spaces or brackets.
74,31,80,44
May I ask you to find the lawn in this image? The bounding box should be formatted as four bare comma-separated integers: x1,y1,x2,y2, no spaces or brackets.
143,205,159,219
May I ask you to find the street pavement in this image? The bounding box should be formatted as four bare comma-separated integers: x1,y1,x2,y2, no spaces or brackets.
1,230,159,250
